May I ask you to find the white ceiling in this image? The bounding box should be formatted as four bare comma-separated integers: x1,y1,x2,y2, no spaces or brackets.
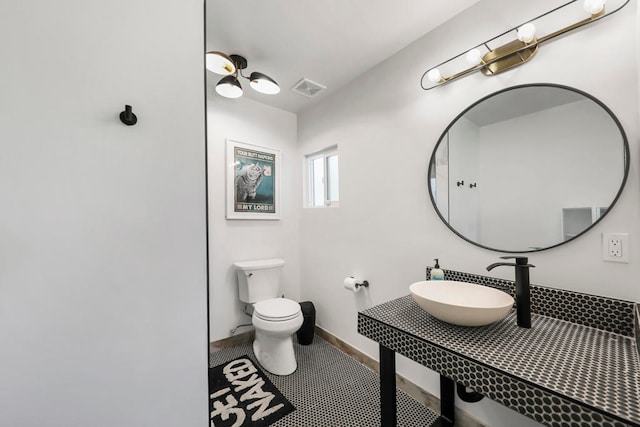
205,0,481,113
465,87,584,127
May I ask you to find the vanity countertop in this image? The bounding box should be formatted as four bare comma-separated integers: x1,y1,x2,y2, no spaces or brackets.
358,295,640,426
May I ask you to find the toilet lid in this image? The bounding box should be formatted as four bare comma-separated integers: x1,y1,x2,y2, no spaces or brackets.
254,298,301,321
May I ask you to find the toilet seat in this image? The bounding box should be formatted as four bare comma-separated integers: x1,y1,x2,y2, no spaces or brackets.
254,298,301,322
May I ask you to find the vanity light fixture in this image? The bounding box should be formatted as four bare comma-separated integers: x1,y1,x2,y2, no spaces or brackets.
421,0,629,90
206,51,280,98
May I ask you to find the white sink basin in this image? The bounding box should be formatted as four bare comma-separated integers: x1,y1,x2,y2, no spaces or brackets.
409,280,514,327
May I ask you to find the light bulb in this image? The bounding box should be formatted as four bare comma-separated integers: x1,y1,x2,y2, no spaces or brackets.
465,48,483,66
517,23,536,43
215,76,243,98
427,68,442,83
584,0,606,14
249,72,280,95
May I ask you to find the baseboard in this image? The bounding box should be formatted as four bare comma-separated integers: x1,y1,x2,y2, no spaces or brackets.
315,327,488,427
210,330,254,353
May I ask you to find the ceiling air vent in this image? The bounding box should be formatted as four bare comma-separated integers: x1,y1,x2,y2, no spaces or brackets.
290,78,326,98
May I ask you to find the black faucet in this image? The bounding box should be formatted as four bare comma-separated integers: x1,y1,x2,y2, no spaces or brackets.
486,256,535,328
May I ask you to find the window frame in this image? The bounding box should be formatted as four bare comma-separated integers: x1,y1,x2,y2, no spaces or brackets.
305,146,339,208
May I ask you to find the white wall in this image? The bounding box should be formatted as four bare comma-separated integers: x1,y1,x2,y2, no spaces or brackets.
206,93,300,341
477,99,623,250
0,1,208,426
297,1,639,426
448,117,480,242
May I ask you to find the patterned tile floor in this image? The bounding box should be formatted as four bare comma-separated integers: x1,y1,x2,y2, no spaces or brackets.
210,334,438,427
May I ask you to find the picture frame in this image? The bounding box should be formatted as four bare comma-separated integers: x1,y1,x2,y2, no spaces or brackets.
226,139,281,220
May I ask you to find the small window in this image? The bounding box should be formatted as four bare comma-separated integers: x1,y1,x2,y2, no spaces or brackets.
306,146,339,208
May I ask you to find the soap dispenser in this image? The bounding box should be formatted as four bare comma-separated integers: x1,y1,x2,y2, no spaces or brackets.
430,259,444,280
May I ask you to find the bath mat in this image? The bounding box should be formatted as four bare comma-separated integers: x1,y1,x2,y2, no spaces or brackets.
209,355,295,427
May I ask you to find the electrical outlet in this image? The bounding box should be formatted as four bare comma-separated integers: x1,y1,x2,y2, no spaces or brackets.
608,238,622,257
602,233,629,263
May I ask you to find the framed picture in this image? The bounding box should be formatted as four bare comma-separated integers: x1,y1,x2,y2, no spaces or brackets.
226,139,281,220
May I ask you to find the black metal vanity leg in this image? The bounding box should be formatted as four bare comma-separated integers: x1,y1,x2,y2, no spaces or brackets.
440,375,455,426
379,344,397,427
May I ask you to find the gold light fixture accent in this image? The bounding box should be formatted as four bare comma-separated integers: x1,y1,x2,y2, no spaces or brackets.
422,0,629,90
206,51,236,76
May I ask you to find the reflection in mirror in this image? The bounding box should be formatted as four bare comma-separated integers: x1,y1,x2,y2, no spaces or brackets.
428,84,629,253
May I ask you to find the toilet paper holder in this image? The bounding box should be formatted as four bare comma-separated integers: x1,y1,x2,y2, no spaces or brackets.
357,280,369,289
344,276,370,292
351,277,370,289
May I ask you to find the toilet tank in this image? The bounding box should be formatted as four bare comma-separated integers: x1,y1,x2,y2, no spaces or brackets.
234,259,285,303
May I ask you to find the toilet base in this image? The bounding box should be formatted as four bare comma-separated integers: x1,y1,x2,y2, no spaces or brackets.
253,330,297,376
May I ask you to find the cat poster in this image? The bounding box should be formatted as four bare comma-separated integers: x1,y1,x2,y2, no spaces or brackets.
226,139,280,220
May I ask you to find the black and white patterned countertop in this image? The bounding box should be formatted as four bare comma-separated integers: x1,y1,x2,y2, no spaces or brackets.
359,295,640,427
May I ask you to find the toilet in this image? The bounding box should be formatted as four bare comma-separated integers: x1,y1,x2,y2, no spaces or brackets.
234,259,303,375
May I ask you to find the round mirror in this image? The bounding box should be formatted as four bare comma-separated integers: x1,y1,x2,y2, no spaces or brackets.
428,84,629,253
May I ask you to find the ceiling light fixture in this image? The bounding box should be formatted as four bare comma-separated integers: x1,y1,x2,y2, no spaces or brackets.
206,52,280,98
421,0,629,90
206,51,236,76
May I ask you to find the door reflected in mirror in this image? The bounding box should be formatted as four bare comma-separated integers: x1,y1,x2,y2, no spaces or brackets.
428,84,629,253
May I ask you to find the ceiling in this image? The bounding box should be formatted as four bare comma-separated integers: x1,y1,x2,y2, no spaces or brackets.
465,86,584,127
205,0,481,114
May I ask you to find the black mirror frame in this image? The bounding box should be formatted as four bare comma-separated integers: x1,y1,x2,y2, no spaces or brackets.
427,83,630,253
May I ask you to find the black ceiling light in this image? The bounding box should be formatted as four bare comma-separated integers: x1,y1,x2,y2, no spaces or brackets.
215,75,243,99
206,52,280,99
249,71,280,95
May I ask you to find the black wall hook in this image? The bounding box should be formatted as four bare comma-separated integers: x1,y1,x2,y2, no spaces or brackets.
119,105,137,126
469,182,477,188
456,180,464,187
